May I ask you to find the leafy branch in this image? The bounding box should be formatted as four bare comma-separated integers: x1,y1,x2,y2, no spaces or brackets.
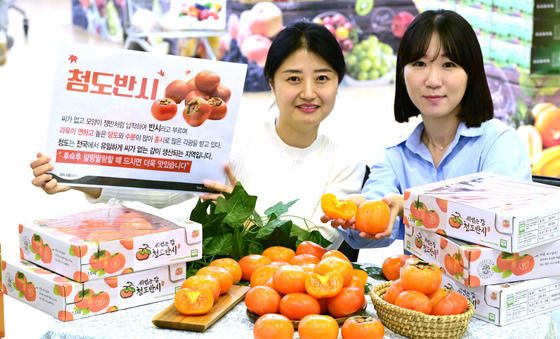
188,183,331,276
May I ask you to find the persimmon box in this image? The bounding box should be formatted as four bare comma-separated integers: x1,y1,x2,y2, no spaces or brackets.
1,259,187,321
404,225,560,287
441,274,560,326
18,203,202,282
403,172,560,252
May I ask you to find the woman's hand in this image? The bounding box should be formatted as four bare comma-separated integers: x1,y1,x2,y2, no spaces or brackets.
201,164,237,201
323,193,403,240
30,152,71,195
30,152,102,198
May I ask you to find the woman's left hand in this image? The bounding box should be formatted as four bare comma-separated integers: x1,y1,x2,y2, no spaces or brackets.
201,164,237,201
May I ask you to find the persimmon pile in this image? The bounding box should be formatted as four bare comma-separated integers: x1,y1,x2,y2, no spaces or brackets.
383,259,469,316
243,241,378,339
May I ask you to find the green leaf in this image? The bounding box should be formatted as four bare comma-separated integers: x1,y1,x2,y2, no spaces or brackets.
189,198,213,224
502,270,512,278
203,234,233,257
258,221,299,249
214,183,257,226
492,265,502,273
264,199,298,217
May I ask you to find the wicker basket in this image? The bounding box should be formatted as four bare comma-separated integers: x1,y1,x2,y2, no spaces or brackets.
370,282,475,339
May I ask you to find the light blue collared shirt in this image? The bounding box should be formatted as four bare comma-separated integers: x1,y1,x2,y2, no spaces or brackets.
339,118,532,248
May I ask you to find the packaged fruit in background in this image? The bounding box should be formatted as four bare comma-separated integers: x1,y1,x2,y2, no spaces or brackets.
344,35,396,85
481,61,560,178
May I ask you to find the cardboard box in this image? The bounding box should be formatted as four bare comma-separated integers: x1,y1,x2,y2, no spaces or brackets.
19,203,202,282
534,0,560,17
531,44,560,74
403,172,560,252
404,225,560,286
532,17,560,45
0,244,4,338
441,274,560,326
2,259,187,321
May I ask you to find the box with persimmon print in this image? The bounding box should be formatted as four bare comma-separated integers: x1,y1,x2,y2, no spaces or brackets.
441,274,560,326
1,259,187,321
403,172,560,253
404,225,560,287
18,202,201,282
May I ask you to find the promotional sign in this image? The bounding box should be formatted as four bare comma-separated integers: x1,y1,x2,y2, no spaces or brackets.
45,43,246,192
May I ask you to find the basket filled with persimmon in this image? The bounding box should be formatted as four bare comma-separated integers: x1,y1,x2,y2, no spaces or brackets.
371,260,475,339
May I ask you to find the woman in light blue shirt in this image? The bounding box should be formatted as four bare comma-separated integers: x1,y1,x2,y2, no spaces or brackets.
328,10,532,249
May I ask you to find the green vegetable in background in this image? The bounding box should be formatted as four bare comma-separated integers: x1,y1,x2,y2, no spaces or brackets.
187,183,331,276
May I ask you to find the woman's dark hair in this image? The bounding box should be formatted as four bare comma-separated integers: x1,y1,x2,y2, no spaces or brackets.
264,21,346,84
394,10,493,127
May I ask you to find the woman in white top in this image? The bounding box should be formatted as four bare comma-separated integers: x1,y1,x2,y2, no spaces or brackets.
30,21,365,249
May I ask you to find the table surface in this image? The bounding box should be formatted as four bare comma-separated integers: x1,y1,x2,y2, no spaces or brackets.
39,282,559,339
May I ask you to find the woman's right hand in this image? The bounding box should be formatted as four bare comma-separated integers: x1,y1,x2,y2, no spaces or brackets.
30,152,71,195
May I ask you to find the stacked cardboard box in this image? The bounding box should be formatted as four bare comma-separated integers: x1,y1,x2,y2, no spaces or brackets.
403,172,560,325
532,0,560,74
2,203,202,321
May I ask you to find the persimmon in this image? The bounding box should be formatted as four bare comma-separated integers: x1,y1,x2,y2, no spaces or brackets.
355,200,390,234
432,291,469,315
341,316,384,339
250,265,279,287
428,288,448,308
262,246,296,263
279,293,321,320
273,265,307,294
174,287,214,315
314,256,354,286
182,275,221,302
394,290,432,315
253,314,294,339
296,241,327,259
383,279,404,304
245,285,281,316
321,193,358,220
382,254,404,281
238,254,272,281
327,286,365,318
196,266,233,295
209,258,242,284
321,249,351,262
305,271,344,299
298,314,339,339
401,261,442,295
352,269,368,287
289,254,321,266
